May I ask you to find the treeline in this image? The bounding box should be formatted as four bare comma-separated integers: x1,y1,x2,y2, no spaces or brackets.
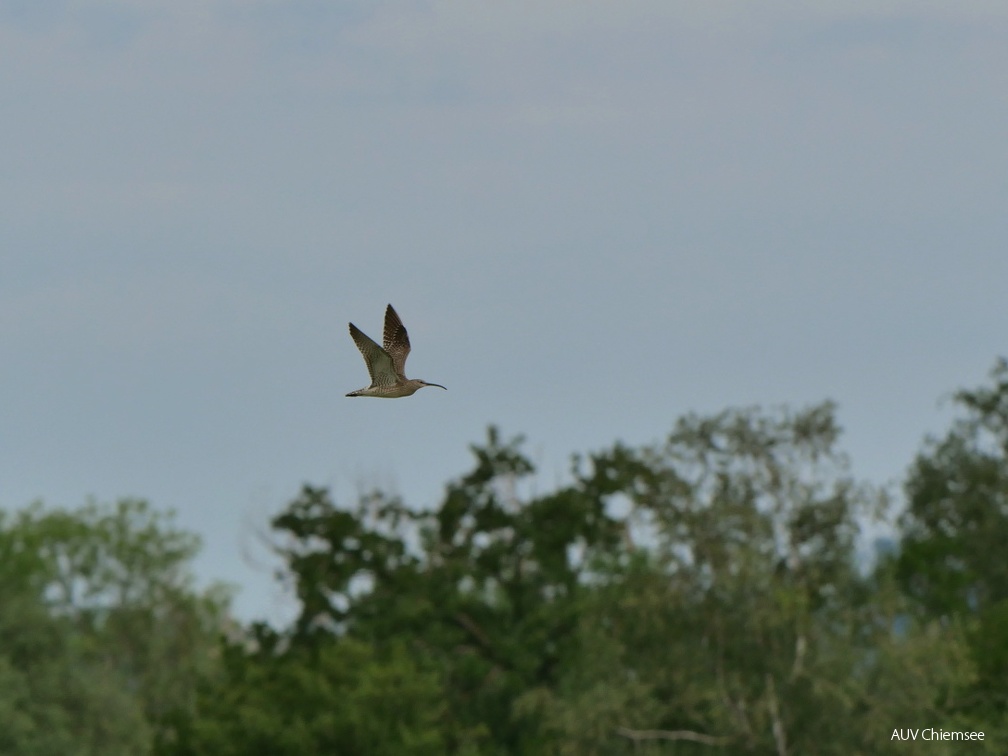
3,361,1008,754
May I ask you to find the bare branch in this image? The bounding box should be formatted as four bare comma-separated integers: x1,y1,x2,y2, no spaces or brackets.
616,727,731,747
765,673,788,756
453,611,494,651
789,634,806,681
716,652,753,740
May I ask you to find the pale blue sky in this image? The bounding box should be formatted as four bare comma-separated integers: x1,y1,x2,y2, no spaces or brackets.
3,1,1006,623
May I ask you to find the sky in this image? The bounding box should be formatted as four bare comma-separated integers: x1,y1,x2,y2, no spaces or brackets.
3,1,1006,624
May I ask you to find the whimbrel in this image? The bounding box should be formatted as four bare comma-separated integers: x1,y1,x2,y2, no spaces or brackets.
346,304,447,398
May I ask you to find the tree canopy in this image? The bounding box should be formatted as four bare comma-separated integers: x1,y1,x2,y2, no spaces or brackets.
0,499,229,755
5,361,1008,754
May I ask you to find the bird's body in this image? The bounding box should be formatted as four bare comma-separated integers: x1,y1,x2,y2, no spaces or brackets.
346,304,447,398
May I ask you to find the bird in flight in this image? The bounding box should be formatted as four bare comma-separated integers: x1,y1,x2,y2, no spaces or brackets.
346,304,447,398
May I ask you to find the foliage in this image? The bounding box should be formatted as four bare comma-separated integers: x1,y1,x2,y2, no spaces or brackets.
175,400,998,753
514,406,980,754
895,358,1008,726
172,630,447,756
0,499,230,755
897,358,1008,615
10,362,1008,753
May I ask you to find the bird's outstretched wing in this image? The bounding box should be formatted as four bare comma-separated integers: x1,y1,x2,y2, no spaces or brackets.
349,323,397,386
382,304,412,376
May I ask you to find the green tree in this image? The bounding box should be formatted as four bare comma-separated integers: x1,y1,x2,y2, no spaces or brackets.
180,402,994,754
0,499,230,755
517,405,984,754
896,358,1008,723
172,629,448,756
173,428,631,754
898,358,1008,615
266,427,625,753
0,588,153,756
